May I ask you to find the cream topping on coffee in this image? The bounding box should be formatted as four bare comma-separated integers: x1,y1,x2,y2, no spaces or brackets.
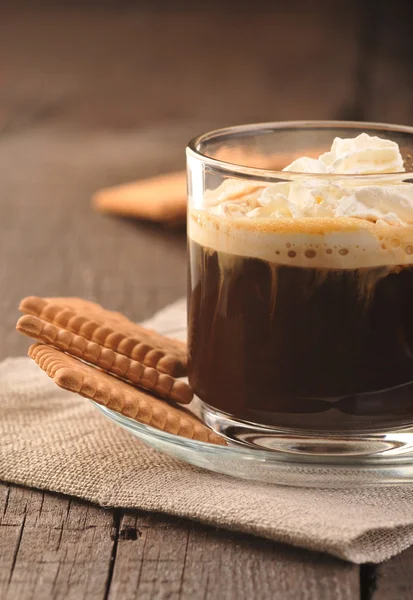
285,132,404,174
189,133,413,269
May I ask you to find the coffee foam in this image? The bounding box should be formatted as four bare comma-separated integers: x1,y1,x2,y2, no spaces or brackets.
189,134,413,268
188,209,413,269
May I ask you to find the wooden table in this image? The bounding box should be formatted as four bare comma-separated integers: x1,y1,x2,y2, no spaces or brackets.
1,3,413,598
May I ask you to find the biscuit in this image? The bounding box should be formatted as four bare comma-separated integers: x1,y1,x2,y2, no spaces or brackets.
29,344,226,446
19,296,187,377
17,314,192,404
92,171,187,225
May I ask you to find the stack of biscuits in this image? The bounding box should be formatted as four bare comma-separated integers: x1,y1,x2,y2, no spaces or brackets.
16,296,226,446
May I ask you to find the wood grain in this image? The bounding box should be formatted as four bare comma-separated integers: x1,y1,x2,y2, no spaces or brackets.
0,483,116,600
108,512,360,600
0,485,361,600
370,546,413,600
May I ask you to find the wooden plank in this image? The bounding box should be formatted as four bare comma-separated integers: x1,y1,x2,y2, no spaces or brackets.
370,547,413,600
0,484,26,598
2,489,361,600
108,511,360,600
0,483,116,600
108,512,189,600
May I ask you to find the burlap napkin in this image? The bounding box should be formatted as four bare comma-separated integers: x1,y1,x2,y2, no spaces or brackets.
1,298,413,564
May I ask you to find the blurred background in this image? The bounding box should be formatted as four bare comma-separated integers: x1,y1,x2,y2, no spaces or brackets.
2,0,412,133
1,0,412,355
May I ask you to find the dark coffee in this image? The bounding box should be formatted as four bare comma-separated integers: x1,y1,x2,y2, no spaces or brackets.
188,239,413,431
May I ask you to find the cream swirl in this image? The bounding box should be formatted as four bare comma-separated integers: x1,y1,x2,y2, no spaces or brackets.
221,133,413,225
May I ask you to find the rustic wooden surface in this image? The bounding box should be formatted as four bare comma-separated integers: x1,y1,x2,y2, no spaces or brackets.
1,3,413,599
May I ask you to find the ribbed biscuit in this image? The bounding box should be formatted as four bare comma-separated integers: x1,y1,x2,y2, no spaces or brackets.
17,314,192,404
29,344,226,446
19,296,187,377
93,171,187,225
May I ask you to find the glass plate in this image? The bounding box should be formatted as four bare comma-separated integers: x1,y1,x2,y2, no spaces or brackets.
93,401,413,488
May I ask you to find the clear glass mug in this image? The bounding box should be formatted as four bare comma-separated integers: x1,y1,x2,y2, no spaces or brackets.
186,121,413,454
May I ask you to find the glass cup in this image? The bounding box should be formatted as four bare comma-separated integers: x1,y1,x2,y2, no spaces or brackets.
186,121,413,456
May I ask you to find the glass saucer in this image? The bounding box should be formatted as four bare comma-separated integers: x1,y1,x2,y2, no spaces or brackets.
93,401,413,488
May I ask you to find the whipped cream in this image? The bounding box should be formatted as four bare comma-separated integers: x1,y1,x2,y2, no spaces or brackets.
285,132,404,175
207,133,413,226
189,133,413,268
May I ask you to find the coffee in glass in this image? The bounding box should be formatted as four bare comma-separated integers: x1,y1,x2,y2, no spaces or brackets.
187,122,413,451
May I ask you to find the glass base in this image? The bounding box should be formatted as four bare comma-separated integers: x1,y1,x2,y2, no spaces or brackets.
94,401,413,487
200,401,413,458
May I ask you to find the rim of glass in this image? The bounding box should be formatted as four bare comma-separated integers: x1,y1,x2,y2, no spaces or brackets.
186,120,413,181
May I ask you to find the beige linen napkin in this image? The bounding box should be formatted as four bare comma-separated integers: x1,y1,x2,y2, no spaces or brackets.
1,298,413,564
